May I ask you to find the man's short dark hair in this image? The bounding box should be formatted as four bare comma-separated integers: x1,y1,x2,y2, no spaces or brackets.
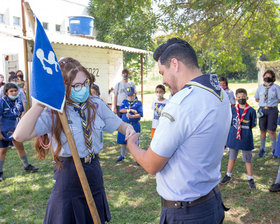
122,69,130,75
153,38,199,68
155,84,165,92
4,83,18,94
235,88,247,96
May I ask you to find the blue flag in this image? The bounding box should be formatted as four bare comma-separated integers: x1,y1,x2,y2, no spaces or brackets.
31,17,65,112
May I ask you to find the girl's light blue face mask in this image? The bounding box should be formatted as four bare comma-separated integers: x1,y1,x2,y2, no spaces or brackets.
70,86,89,103
8,95,18,100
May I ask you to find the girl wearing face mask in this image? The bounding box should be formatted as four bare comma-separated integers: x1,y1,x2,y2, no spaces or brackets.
13,57,135,224
151,84,168,139
255,70,280,158
0,83,39,182
219,76,235,107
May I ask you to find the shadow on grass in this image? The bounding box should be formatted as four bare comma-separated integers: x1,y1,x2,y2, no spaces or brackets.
1,120,280,223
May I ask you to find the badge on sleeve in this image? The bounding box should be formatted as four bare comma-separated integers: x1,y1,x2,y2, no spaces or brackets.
161,112,175,122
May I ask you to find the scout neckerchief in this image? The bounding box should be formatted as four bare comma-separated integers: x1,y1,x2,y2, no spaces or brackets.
2,96,21,119
264,83,273,103
184,74,223,101
127,97,138,110
235,103,250,140
67,102,93,156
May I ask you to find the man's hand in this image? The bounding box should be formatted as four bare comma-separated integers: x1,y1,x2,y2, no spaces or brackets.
113,107,117,114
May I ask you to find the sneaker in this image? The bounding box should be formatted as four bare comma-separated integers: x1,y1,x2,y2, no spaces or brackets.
115,156,124,163
248,179,256,189
24,164,39,173
220,175,231,184
0,172,3,181
269,183,280,192
258,149,266,157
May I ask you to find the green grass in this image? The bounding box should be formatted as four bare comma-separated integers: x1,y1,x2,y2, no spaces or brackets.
1,120,279,223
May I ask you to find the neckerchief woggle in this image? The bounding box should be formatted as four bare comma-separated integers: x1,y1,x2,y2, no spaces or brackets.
183,74,223,101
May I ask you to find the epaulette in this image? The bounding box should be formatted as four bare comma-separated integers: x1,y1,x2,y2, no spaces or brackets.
169,86,193,105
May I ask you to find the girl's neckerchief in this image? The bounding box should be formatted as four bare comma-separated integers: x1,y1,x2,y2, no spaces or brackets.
235,103,250,140
184,74,223,101
128,97,138,110
2,96,21,118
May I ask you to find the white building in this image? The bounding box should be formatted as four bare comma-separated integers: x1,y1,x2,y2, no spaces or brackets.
0,0,150,102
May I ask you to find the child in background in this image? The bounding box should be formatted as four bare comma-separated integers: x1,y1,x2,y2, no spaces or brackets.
0,83,38,181
116,87,143,162
151,84,168,139
219,76,235,107
91,84,100,97
220,88,257,189
107,87,114,109
16,70,27,92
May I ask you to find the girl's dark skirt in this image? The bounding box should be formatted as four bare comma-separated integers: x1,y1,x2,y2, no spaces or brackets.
44,157,110,224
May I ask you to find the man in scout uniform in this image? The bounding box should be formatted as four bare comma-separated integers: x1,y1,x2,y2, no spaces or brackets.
127,38,231,223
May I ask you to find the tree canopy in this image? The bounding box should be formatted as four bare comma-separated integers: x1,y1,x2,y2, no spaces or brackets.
88,0,280,80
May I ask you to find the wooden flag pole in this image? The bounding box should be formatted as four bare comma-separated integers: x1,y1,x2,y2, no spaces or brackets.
23,2,101,223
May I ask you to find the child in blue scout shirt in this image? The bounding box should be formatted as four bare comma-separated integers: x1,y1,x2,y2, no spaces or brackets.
0,83,38,181
116,87,143,162
220,88,257,189
269,116,280,192
151,84,168,139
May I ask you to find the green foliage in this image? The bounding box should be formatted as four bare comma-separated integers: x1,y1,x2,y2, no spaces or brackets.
88,0,157,84
156,0,280,79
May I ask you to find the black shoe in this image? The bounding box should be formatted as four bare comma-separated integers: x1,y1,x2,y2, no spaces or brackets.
24,164,39,173
269,183,280,192
248,179,256,189
258,149,266,157
115,156,124,163
0,172,3,181
220,175,231,184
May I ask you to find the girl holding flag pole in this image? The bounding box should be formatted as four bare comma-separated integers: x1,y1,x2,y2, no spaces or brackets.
14,57,135,223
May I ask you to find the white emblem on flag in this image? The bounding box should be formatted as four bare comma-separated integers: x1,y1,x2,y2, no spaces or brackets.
36,49,59,75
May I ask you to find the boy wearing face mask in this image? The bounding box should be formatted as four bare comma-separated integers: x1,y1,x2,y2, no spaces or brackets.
116,87,143,162
113,69,136,118
220,88,257,189
0,83,39,181
151,84,168,139
255,70,280,157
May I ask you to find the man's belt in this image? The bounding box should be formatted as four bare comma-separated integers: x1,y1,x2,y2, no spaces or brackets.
59,153,99,164
161,186,219,209
261,106,277,110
